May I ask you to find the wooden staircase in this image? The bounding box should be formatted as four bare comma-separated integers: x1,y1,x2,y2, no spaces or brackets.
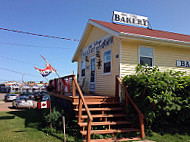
73,96,141,141
49,75,145,142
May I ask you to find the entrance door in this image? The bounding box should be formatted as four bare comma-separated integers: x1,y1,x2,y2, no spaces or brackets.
89,57,96,92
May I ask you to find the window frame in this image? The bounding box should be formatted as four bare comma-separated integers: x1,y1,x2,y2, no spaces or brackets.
81,60,86,78
102,49,112,75
138,46,154,66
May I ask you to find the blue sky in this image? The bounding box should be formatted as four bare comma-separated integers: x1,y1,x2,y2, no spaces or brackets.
0,0,190,83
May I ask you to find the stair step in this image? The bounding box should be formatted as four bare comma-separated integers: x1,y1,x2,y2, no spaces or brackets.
74,107,123,112
73,102,121,105
80,128,140,135
73,96,113,99
76,114,128,119
78,121,131,127
83,137,141,142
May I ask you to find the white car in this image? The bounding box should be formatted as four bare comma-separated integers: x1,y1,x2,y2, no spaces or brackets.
12,96,34,109
4,94,17,101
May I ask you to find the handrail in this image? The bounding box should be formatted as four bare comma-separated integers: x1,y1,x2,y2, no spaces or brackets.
116,76,145,139
116,76,143,116
73,77,93,121
73,76,93,142
61,74,75,79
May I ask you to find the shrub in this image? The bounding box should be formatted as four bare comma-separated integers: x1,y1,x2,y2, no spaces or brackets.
122,64,190,133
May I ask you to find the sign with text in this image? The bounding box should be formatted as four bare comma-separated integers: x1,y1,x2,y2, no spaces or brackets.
113,11,149,27
176,60,190,67
81,35,113,57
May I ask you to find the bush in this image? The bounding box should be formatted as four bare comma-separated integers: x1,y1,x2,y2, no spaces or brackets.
122,64,190,133
43,107,64,130
41,96,75,131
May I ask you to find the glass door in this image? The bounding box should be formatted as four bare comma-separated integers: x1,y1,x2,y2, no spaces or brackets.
89,57,96,92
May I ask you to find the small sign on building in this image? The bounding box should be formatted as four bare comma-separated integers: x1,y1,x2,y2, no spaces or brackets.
112,11,149,28
176,60,190,67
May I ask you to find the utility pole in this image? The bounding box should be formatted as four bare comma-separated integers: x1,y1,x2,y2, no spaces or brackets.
21,74,24,93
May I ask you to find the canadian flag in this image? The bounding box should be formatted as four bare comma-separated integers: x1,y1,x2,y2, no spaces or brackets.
38,101,50,109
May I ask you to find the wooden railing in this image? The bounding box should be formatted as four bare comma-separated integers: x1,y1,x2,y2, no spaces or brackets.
49,75,93,142
115,75,145,139
49,75,74,94
72,76,93,142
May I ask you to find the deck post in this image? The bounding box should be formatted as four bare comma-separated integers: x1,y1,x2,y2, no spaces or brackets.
125,92,129,110
87,118,92,142
139,114,145,139
72,76,76,98
78,96,82,123
115,75,119,102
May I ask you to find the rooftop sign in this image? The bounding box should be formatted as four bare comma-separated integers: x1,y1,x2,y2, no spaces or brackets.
112,11,149,28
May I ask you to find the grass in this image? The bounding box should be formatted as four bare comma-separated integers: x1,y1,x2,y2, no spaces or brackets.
0,110,62,142
0,109,189,142
146,132,190,142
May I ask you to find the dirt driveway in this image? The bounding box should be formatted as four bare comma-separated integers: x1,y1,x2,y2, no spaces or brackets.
0,93,37,112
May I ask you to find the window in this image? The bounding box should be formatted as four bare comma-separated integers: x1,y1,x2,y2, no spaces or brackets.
139,47,153,66
103,50,111,74
81,60,85,77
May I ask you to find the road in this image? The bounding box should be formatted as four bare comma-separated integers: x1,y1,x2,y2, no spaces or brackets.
0,93,37,112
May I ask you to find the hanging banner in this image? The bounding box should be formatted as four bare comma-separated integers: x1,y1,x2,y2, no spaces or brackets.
112,11,149,28
34,55,57,78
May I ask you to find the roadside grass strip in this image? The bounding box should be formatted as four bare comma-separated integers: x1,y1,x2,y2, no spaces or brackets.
0,110,62,142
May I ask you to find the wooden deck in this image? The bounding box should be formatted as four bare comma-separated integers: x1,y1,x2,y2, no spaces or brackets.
48,92,116,103
48,75,145,142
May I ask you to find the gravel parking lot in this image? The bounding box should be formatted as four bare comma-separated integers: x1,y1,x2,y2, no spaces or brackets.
0,93,37,112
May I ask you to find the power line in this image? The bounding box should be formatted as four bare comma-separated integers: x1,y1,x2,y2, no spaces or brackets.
0,27,80,42
0,41,72,50
0,66,41,79
0,55,65,72
0,55,41,67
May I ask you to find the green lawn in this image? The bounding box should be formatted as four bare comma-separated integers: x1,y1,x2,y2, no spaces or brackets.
0,109,189,142
146,132,190,142
0,110,62,142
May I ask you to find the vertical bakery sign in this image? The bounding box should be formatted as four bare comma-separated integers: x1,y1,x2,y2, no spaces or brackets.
112,11,149,28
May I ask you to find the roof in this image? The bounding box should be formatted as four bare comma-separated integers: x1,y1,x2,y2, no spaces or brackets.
72,19,190,62
90,19,190,43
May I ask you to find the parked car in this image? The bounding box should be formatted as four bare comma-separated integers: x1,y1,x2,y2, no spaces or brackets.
41,95,50,101
4,94,17,102
34,92,46,101
19,92,34,100
12,96,34,109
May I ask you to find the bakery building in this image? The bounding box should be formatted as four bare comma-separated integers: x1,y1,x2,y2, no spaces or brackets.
72,13,190,97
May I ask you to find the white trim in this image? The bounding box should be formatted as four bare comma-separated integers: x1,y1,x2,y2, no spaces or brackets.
119,38,122,102
80,60,86,78
138,46,154,66
120,32,190,46
89,55,96,92
89,20,120,38
119,38,122,78
102,48,112,75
